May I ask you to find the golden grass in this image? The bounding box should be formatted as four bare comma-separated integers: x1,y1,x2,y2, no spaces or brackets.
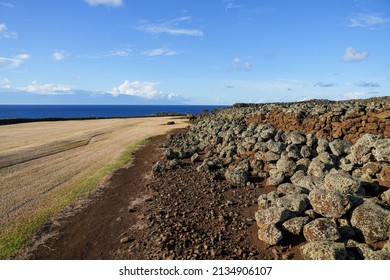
0,117,186,259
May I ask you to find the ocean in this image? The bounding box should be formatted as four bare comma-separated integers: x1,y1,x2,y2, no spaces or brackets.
0,105,226,120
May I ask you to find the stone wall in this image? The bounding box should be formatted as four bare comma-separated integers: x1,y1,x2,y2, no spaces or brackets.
245,97,389,143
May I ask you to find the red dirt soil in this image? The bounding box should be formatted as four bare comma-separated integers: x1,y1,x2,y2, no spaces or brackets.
21,130,302,260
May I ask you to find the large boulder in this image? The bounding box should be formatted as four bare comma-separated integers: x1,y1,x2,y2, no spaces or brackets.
381,188,390,205
308,188,351,218
276,156,297,176
257,224,283,246
361,162,382,179
356,243,390,260
303,218,341,242
301,241,347,260
257,191,279,210
290,172,322,191
296,159,311,173
258,124,277,140
282,131,306,145
316,138,329,153
378,164,390,188
267,169,285,186
329,139,352,157
306,133,317,148
350,134,381,165
263,151,281,163
307,159,327,178
255,206,294,227
267,140,286,154
285,144,301,159
282,216,310,235
300,145,312,158
316,152,336,167
350,201,390,244
372,139,390,162
276,194,309,214
277,183,309,195
225,166,248,185
324,169,364,195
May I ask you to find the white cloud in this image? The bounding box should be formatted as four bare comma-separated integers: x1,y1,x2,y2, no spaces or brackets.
0,78,11,88
0,2,15,8
166,92,179,100
142,48,178,57
0,57,19,69
86,47,179,59
109,80,181,101
231,57,240,69
0,23,17,39
110,49,132,57
349,13,390,28
224,0,242,10
230,57,253,71
15,53,30,60
314,82,337,87
243,62,253,71
52,50,69,61
0,53,29,70
85,49,132,58
85,0,123,7
340,91,373,100
342,47,368,62
109,80,162,99
138,17,203,36
18,81,74,95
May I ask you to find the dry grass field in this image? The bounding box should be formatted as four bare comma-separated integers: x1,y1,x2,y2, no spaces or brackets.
0,117,187,258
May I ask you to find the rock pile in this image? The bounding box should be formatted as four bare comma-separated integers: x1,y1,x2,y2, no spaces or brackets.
207,97,390,142
156,97,390,260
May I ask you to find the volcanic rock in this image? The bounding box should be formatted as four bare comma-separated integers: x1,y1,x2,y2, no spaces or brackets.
350,201,390,244
308,188,351,218
282,216,310,235
303,218,341,242
257,224,283,246
301,241,347,260
255,206,294,227
324,169,364,195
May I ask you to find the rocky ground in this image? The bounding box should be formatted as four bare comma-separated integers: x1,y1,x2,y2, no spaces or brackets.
25,97,389,260
154,97,390,260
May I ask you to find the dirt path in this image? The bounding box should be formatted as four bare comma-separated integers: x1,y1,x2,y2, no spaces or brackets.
0,117,186,242
24,130,302,260
24,134,167,259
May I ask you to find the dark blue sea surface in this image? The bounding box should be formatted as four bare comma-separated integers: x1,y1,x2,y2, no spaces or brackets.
0,105,226,120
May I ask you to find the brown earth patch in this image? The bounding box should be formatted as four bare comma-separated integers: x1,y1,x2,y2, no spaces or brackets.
21,130,302,260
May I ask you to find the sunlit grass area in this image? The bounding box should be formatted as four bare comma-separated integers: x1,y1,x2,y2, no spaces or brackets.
0,117,185,259
0,138,147,259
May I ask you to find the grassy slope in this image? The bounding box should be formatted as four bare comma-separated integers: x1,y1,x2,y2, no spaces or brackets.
0,138,147,259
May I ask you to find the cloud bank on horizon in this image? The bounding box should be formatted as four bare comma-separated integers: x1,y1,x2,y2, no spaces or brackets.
0,0,389,105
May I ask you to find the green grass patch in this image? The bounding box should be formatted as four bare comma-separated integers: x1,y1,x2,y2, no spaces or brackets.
0,138,148,259
0,210,52,260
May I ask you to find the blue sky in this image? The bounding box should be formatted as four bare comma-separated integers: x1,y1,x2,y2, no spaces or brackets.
0,0,389,105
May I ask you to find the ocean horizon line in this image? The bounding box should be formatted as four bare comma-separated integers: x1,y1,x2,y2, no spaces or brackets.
0,104,227,121
0,103,231,106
